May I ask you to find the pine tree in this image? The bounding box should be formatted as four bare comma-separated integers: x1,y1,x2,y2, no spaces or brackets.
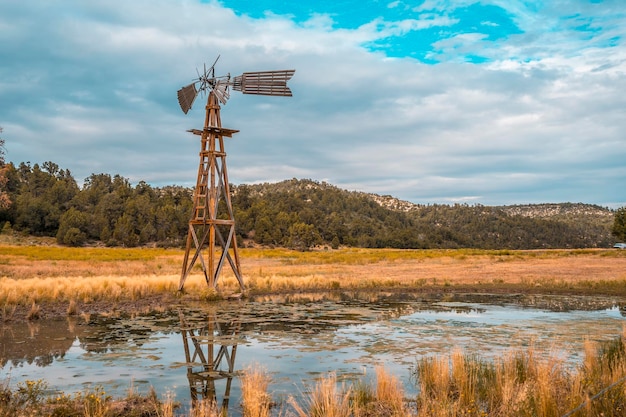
0,127,11,209
612,207,626,242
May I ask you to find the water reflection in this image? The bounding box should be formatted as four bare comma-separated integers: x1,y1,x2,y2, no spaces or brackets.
179,309,241,414
1,292,625,411
0,319,77,367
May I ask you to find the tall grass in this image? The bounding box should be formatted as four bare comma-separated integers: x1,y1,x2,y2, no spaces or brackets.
3,333,626,415
0,275,182,305
415,331,626,416
286,368,408,417
289,373,352,417
241,366,272,417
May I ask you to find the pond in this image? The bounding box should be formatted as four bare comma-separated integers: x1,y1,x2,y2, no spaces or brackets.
1,292,625,415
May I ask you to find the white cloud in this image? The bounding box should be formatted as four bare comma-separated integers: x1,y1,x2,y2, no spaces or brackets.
0,0,624,207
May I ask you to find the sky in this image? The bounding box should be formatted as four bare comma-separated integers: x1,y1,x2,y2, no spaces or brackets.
0,0,625,207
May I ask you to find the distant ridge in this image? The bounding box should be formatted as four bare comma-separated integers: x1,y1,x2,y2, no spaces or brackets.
231,178,615,250
351,187,613,220
498,203,612,219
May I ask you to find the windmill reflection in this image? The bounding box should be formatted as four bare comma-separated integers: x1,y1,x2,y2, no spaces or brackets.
179,309,241,414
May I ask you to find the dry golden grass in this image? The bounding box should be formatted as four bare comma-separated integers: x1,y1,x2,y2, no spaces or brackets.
372,367,407,417
241,365,272,417
289,373,352,417
188,398,221,417
1,245,626,311
254,331,626,416
26,300,40,320
415,329,626,417
0,274,180,305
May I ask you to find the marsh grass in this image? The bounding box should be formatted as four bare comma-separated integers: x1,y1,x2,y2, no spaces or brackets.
67,298,78,316
26,301,40,320
289,373,352,417
241,366,272,417
415,332,626,417
0,275,180,306
0,303,16,322
370,367,407,416
1,246,626,315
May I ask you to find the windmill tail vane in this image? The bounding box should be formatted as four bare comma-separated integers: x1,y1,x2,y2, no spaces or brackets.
177,83,198,115
177,60,295,113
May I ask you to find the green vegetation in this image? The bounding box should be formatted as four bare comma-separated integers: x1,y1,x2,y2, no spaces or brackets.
0,244,175,261
0,162,192,247
0,127,10,211
0,162,618,250
0,379,172,417
244,246,626,264
613,206,626,242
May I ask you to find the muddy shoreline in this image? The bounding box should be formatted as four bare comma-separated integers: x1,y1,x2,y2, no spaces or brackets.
3,247,626,322
8,282,626,323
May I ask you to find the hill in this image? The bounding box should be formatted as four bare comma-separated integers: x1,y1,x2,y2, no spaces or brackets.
230,179,615,249
0,162,616,249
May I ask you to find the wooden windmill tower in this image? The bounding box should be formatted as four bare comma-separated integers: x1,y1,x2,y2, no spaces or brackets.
176,56,295,293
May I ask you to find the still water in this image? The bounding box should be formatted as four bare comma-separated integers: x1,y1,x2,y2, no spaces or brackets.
1,292,625,414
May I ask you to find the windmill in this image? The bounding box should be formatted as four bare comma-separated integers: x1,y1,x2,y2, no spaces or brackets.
177,56,295,293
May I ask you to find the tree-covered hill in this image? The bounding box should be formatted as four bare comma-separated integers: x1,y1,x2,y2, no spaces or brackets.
231,179,615,249
0,162,616,249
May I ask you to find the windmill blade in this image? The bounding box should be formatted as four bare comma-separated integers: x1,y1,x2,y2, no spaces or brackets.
213,80,231,105
177,83,199,114
232,70,295,97
208,55,220,77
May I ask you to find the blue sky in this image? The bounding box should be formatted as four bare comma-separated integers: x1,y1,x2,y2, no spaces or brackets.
0,0,625,207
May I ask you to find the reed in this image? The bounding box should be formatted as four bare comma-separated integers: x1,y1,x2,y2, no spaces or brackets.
415,332,626,416
188,398,221,417
289,373,352,417
26,301,40,320
1,302,16,322
372,367,407,416
156,390,177,417
241,365,272,417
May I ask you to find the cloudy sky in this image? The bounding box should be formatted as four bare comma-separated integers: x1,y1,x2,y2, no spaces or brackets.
1,1,625,207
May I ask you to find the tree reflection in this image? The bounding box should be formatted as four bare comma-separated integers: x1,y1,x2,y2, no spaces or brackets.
178,309,241,414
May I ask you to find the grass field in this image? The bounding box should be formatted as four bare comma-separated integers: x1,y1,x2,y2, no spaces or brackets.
1,240,626,320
